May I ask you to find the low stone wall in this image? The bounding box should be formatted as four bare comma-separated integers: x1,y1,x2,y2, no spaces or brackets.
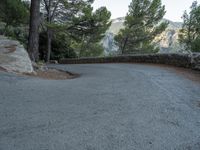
191,53,200,70
59,53,200,70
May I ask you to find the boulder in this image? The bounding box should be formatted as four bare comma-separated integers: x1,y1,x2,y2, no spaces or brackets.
0,36,34,73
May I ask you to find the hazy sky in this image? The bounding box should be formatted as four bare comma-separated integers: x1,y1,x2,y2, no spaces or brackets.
93,0,200,22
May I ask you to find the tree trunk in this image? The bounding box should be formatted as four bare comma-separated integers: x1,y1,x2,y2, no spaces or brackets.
122,36,128,55
46,29,52,62
46,0,52,63
28,0,40,62
3,23,8,36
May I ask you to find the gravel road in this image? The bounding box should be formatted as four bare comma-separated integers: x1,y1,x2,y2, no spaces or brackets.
0,64,200,150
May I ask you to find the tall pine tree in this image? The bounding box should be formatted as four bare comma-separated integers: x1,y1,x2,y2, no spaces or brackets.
115,0,168,54
179,1,200,52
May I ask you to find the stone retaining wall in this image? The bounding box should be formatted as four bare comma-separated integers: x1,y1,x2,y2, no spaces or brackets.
59,53,200,70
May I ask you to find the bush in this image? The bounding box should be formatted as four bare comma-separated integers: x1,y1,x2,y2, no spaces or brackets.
191,37,200,52
39,32,77,61
0,22,28,47
72,42,104,57
80,43,104,57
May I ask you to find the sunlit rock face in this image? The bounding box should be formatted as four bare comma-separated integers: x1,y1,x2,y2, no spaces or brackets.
0,36,34,73
155,19,184,53
102,17,183,55
101,32,119,56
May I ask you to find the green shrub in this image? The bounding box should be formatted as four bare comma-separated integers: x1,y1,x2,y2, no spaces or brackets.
39,32,77,61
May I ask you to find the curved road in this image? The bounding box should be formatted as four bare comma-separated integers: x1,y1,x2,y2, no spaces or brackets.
0,64,200,150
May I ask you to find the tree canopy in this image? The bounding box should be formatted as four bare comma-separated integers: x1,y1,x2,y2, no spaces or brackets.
115,0,168,54
0,0,29,27
179,1,200,52
39,0,111,60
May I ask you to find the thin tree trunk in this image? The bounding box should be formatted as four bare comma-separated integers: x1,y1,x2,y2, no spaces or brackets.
3,23,8,36
46,29,52,62
122,36,128,55
46,0,52,63
79,35,86,58
28,0,40,62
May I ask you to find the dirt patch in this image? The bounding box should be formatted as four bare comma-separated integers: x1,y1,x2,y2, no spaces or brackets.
0,66,7,72
25,68,78,80
157,65,200,83
0,63,78,80
171,67,200,83
137,63,200,83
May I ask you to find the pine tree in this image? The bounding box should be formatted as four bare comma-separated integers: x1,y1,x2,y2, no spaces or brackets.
115,0,168,54
28,0,40,62
70,6,111,57
0,0,28,34
179,1,200,52
40,0,94,62
40,0,111,59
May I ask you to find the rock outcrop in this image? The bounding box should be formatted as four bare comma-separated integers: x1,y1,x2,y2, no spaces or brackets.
0,36,33,73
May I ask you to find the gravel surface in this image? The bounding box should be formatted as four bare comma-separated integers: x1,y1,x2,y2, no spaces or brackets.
0,63,200,150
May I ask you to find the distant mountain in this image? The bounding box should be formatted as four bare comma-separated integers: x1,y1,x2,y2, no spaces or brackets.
102,17,184,55
108,17,125,34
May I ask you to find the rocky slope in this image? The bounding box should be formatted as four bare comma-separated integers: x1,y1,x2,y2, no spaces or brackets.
0,36,33,73
102,32,119,56
102,17,183,55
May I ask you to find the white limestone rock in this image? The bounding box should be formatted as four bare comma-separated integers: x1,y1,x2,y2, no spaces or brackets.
0,36,34,73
